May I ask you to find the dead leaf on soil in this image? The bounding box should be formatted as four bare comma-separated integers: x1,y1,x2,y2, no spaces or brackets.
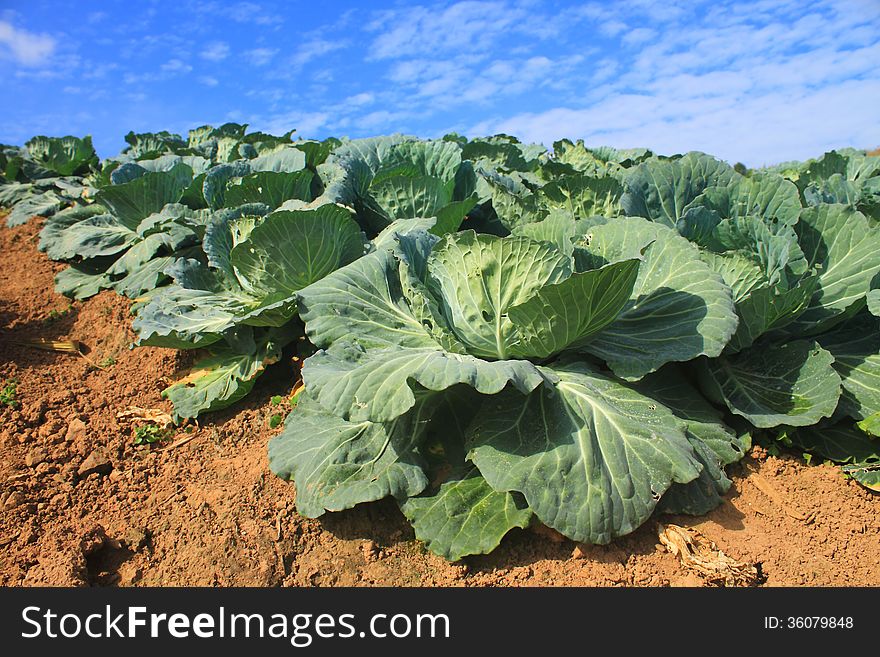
15,338,111,370
116,406,174,429
16,338,86,354
162,432,200,451
658,523,759,587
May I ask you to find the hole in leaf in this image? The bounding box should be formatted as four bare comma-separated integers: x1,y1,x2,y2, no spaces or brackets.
481,310,492,322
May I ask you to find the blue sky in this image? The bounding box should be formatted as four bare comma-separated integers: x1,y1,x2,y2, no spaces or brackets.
1,0,878,166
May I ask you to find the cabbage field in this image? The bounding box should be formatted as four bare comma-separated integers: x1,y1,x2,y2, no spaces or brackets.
1,126,878,562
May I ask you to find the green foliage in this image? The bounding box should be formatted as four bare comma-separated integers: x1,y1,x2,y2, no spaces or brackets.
4,124,880,558
132,424,173,445
0,379,19,408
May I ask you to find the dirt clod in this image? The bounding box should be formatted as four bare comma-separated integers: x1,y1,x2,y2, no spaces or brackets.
25,448,47,467
77,449,113,478
65,418,87,444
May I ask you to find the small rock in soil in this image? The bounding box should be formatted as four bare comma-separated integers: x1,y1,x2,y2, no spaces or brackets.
65,418,87,444
77,449,113,478
362,540,379,563
25,448,47,467
3,491,26,509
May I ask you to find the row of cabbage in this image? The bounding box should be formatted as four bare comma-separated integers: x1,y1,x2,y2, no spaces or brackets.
1,125,878,560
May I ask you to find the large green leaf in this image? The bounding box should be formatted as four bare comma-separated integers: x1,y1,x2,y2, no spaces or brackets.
842,461,880,491
506,258,641,358
222,170,314,208
476,167,544,231
511,209,583,256
0,181,34,208
300,246,441,351
868,290,880,318
230,205,365,298
426,231,571,359
54,258,114,299
162,328,287,421
5,190,65,226
41,213,137,259
694,216,815,351
269,393,433,517
371,174,450,219
621,152,738,228
400,389,531,560
322,136,472,234
37,203,108,253
461,135,544,173
302,341,548,424
803,174,860,207
817,317,880,421
552,139,652,174
104,234,200,299
468,361,702,544
297,245,549,422
637,371,747,515
135,205,364,347
575,216,738,379
788,204,880,335
95,161,194,229
689,174,801,226
725,277,818,352
788,423,880,464
539,174,624,219
698,340,840,427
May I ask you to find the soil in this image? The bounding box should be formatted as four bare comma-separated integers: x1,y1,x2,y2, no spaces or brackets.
0,218,877,587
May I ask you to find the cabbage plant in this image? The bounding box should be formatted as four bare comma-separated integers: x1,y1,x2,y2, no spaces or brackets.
269,216,745,558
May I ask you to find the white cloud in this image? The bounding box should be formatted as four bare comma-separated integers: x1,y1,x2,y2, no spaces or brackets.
367,2,537,60
599,19,627,37
467,0,880,165
289,39,346,70
198,76,219,87
252,111,329,138
346,92,375,106
223,2,281,26
161,58,192,73
200,41,229,62
0,21,56,66
622,27,656,46
245,47,278,66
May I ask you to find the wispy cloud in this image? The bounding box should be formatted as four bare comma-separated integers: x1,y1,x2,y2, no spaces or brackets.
251,110,329,137
289,38,346,70
468,0,880,164
244,47,278,66
200,41,229,62
223,1,281,26
161,58,192,73
366,1,543,60
0,20,56,66
124,57,193,84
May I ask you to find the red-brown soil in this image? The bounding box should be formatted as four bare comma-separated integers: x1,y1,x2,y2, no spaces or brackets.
0,218,877,587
